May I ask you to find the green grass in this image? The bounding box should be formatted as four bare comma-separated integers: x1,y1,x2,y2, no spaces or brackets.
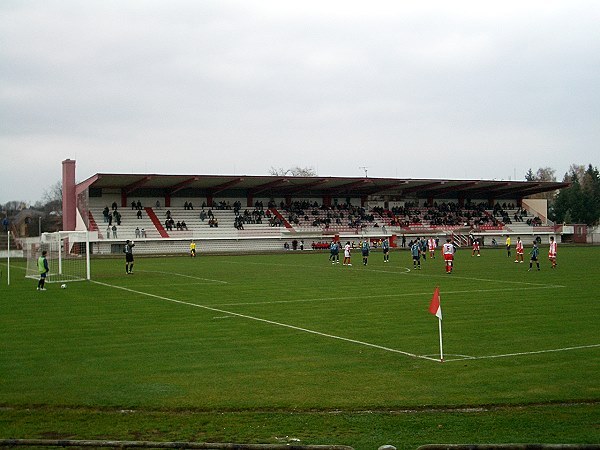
1,246,599,448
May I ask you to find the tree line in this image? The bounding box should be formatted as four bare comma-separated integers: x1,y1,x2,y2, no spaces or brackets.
525,164,600,226
551,164,600,226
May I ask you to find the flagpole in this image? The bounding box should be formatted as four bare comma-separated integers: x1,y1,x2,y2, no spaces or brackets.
429,286,444,363
7,231,10,286
438,317,444,362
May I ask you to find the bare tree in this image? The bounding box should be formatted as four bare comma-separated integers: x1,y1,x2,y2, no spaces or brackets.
525,167,557,200
564,164,586,183
269,166,316,177
534,167,556,182
43,180,62,204
2,201,27,212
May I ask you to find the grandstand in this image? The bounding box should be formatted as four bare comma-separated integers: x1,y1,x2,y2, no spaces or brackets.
62,159,570,255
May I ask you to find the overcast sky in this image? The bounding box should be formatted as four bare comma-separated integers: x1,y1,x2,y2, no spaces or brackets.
1,0,599,204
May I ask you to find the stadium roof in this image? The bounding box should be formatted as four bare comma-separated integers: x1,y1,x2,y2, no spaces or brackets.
77,173,569,200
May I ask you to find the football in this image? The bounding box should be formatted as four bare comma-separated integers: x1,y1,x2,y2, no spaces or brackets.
60,284,67,289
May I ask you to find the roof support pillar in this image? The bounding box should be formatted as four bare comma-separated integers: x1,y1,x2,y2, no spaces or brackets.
62,159,76,231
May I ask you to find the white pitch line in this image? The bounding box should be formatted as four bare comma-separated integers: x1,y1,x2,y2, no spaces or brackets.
226,260,564,288
135,269,228,284
402,270,565,288
91,280,439,362
443,343,600,362
215,285,562,307
360,267,411,274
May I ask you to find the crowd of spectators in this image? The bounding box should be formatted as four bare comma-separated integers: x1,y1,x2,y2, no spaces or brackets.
281,200,376,230
234,207,265,229
275,199,545,232
98,198,546,239
164,210,189,231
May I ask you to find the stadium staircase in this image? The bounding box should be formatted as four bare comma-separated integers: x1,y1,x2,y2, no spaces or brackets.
87,211,99,232
145,207,169,237
452,234,469,248
270,208,293,229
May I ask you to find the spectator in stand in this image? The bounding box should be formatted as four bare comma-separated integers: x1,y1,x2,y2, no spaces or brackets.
137,209,142,219
181,220,188,230
131,201,136,210
141,228,146,238
136,200,142,210
135,227,140,238
112,224,118,239
106,225,111,239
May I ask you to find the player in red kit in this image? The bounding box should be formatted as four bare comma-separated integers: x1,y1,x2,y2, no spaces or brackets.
443,238,455,273
548,236,557,268
515,237,524,263
427,237,437,259
471,238,481,257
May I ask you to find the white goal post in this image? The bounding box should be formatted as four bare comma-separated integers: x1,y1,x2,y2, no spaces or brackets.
24,231,91,283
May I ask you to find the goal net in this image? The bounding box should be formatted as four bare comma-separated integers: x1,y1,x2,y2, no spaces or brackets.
24,231,90,283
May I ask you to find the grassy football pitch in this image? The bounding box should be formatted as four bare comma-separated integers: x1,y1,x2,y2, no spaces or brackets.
1,245,599,448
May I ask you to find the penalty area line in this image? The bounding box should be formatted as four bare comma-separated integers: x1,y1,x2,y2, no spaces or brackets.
91,280,439,363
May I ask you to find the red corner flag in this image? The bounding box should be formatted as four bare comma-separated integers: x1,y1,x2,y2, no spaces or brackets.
429,286,442,320
429,287,444,362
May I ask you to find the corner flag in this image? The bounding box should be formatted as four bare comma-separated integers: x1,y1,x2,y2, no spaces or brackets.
429,286,442,320
428,286,444,362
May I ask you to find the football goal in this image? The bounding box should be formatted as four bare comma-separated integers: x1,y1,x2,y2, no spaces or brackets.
24,231,90,283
